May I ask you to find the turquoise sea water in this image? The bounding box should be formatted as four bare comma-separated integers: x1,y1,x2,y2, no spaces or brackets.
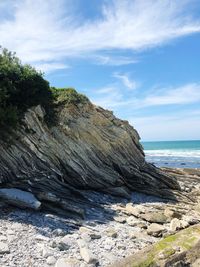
141,140,200,168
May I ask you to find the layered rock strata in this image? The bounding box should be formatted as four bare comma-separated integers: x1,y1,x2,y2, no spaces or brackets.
0,101,180,214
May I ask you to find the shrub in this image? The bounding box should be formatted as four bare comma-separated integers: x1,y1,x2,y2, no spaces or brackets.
0,106,18,128
0,47,52,129
0,47,89,133
51,87,89,106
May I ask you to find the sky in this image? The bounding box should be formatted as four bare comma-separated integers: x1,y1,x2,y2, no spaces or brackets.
0,0,200,141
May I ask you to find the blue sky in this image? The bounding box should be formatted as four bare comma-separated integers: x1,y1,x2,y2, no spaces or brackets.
0,0,200,141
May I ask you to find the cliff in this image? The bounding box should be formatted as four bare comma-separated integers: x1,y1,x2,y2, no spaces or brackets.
0,99,180,216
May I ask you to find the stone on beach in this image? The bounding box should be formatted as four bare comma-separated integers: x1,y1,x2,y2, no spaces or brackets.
79,226,101,239
105,228,118,238
42,245,54,258
0,188,41,210
113,216,126,223
55,257,80,267
0,242,10,254
141,211,167,224
46,256,56,265
125,203,144,217
126,216,141,226
147,223,165,237
77,239,98,264
170,218,182,231
164,207,182,219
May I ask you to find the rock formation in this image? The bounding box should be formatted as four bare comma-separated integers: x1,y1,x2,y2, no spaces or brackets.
0,100,180,215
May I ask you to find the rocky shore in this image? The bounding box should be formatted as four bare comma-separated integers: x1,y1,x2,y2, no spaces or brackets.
1,52,199,267
0,191,160,267
0,92,200,267
0,168,200,267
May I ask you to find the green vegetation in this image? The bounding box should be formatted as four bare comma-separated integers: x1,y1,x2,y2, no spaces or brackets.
0,47,51,130
51,87,89,106
0,47,88,134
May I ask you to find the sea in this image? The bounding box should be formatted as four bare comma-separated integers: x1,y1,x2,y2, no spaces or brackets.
141,140,200,169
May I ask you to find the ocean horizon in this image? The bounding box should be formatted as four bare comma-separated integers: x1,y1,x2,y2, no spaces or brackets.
141,140,200,168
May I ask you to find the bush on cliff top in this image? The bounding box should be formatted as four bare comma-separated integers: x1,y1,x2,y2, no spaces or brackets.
0,47,88,132
51,87,88,106
0,47,52,129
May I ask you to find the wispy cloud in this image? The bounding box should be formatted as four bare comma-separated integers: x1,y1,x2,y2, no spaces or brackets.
144,83,200,106
113,72,138,90
35,62,70,74
0,0,200,71
91,85,123,108
91,83,200,110
94,55,138,66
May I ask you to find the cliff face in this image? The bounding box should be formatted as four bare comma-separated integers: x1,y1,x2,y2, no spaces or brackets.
0,101,179,214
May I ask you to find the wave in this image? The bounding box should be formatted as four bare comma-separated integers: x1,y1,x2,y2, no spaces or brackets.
144,149,200,158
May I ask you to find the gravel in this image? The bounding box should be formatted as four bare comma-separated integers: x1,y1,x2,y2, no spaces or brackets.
0,191,171,267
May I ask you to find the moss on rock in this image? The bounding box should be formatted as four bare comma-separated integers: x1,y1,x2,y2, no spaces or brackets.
109,224,200,267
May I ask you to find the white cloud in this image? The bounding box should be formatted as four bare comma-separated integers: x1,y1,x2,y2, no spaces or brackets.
144,83,200,106
113,73,138,90
34,62,70,73
90,82,200,140
128,111,200,141
0,0,200,71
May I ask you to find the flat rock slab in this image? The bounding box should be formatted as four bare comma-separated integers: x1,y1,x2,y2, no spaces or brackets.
141,212,167,224
0,188,41,210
